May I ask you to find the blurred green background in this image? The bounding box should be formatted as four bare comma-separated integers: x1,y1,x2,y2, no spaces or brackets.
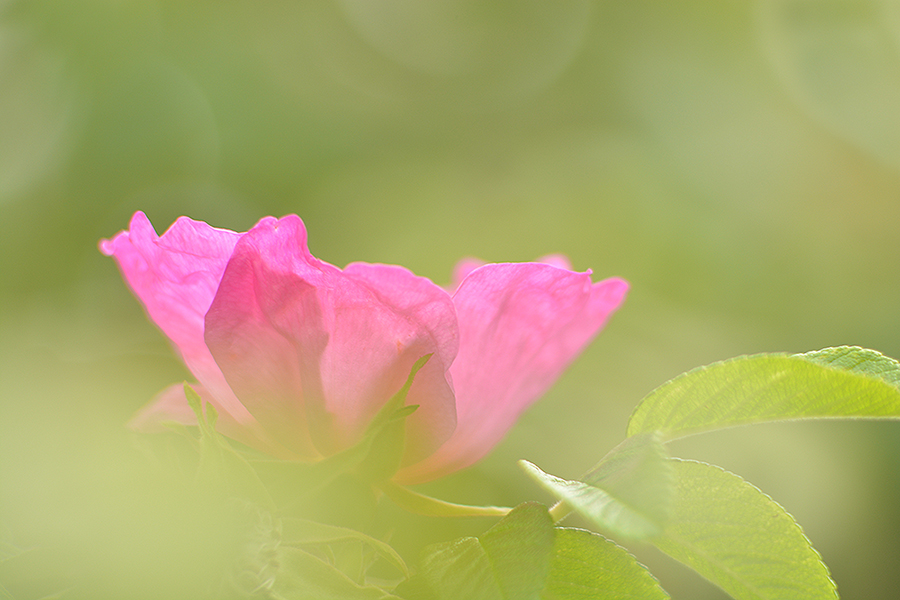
3,0,900,598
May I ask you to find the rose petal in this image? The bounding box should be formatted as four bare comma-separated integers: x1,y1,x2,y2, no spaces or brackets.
343,262,458,464
100,212,263,430
397,264,628,482
204,220,324,458
448,255,570,292
205,216,459,460
449,258,486,292
536,254,573,270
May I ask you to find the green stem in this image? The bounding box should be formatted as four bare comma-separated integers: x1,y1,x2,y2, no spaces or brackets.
548,500,572,524
378,481,511,518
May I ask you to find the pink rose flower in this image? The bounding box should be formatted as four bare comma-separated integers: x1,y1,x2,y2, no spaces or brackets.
100,212,627,483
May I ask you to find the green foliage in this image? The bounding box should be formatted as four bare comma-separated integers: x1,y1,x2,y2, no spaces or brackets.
520,432,673,540
185,383,276,512
78,346,900,599
355,353,430,484
515,347,900,599
652,460,837,600
266,546,403,600
400,503,666,600
627,346,900,440
408,503,554,600
542,528,668,600
192,345,900,599
280,518,409,580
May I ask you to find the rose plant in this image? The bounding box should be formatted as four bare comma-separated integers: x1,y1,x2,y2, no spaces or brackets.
96,212,900,600
101,211,628,483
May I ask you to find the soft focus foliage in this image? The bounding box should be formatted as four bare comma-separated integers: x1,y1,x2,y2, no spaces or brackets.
3,1,900,598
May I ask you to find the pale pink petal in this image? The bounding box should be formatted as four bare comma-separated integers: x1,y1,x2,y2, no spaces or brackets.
449,258,486,292
536,254,573,270
99,212,260,429
128,383,201,432
343,262,458,464
449,255,570,291
204,221,324,458
106,212,626,483
397,264,628,482
205,217,459,461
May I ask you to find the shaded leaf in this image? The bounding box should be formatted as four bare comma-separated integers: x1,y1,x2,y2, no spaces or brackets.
280,517,409,579
520,433,673,540
401,504,667,599
542,528,668,600
580,433,674,533
184,384,276,511
413,503,554,600
481,503,556,600
272,546,402,600
418,537,502,600
653,460,836,600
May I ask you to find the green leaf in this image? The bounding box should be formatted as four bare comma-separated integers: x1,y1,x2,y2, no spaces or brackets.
413,503,555,600
481,504,556,600
271,547,403,600
417,538,502,600
221,506,400,600
358,354,432,482
184,384,276,511
520,433,674,540
627,346,900,440
403,504,669,600
799,345,900,388
653,459,836,600
366,354,432,434
580,432,675,533
541,528,669,600
280,517,409,579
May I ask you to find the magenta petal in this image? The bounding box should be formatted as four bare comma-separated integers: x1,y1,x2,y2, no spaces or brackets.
397,264,628,482
205,217,458,460
449,258,486,292
536,254,573,270
99,212,261,428
342,262,458,463
448,255,571,292
204,216,332,458
106,212,626,483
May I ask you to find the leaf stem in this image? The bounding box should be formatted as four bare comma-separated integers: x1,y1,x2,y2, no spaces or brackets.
548,500,572,524
378,481,511,518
